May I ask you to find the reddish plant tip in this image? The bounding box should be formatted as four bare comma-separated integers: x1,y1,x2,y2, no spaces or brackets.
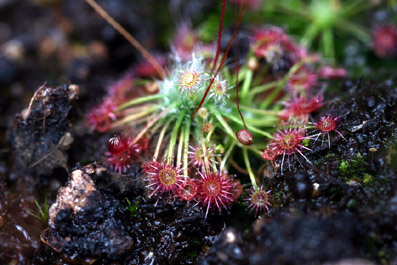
236,129,254,145
173,24,199,61
107,134,130,155
133,55,167,78
230,179,243,202
246,186,272,217
282,93,324,121
142,161,160,175
316,115,338,133
198,171,234,219
317,66,347,79
288,67,318,93
106,134,146,174
268,126,312,173
373,25,397,58
261,147,282,161
188,143,217,171
312,114,345,149
177,179,198,202
144,161,184,198
87,100,117,132
279,131,299,151
272,127,307,155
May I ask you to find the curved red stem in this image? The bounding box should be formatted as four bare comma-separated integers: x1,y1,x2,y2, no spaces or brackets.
234,32,247,129
192,5,247,118
212,0,226,72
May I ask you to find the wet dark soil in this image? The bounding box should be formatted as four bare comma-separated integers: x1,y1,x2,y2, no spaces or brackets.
199,78,397,265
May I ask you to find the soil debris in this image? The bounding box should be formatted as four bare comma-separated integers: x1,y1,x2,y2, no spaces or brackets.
8,83,77,175
42,163,133,263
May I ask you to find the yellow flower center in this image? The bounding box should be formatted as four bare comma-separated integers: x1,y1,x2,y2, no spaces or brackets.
212,81,226,95
159,168,177,186
181,72,199,88
251,190,268,206
280,133,298,150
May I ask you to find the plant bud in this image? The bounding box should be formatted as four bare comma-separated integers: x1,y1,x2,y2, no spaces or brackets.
236,129,254,145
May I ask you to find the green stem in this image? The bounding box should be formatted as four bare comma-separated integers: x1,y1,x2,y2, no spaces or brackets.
153,119,172,161
335,18,371,43
220,140,235,170
205,118,217,142
177,128,184,166
342,0,371,17
112,105,157,128
213,111,238,140
322,28,334,62
236,68,247,82
130,105,173,148
167,111,186,164
183,118,191,178
251,64,270,87
245,117,279,127
117,94,164,111
247,145,264,157
197,118,210,173
221,112,273,139
248,80,280,99
241,69,253,100
300,23,319,48
243,147,257,189
239,104,280,115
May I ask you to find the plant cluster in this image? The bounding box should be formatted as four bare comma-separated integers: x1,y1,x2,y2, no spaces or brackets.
86,3,347,218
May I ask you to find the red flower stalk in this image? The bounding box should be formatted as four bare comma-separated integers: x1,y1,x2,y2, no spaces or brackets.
266,125,312,174
245,186,272,217
144,161,184,198
229,0,261,10
197,170,235,219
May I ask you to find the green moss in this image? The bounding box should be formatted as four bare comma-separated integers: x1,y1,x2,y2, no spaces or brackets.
270,190,284,209
301,138,311,147
363,173,373,184
338,153,367,183
125,197,140,217
339,160,349,173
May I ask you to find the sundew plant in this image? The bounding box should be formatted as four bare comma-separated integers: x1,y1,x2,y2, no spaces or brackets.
86,0,347,218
